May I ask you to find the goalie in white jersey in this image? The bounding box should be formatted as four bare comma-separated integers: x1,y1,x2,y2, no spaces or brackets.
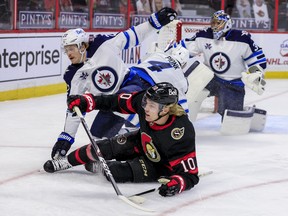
174,10,267,134
51,7,179,159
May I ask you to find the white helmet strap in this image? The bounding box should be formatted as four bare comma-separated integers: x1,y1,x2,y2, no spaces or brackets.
78,45,86,63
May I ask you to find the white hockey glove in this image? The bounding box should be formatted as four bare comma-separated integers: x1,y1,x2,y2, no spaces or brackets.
171,45,190,67
241,71,266,95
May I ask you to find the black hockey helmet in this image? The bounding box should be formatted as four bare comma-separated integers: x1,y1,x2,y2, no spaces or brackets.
145,82,178,105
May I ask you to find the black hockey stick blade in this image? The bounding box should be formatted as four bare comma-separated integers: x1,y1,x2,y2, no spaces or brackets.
129,170,213,203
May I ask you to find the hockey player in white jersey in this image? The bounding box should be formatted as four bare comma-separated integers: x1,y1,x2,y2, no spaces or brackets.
126,47,190,113
174,10,267,134
51,7,178,159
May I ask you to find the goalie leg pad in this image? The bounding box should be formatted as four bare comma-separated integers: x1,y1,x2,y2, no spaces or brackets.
188,89,210,122
250,107,267,132
185,61,214,121
221,107,254,135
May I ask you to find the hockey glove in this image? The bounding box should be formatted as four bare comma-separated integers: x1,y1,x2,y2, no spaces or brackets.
158,175,185,197
241,71,266,95
51,132,75,159
67,93,96,113
149,7,177,30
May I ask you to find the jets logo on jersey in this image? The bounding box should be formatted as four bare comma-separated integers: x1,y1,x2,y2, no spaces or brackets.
205,43,212,50
210,52,231,74
171,127,185,140
92,66,118,92
80,72,88,80
141,132,161,162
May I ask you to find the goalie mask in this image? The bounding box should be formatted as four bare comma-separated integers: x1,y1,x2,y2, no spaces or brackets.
211,10,232,40
61,28,89,49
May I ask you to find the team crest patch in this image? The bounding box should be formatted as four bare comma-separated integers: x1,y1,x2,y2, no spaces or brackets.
116,134,127,145
92,66,118,92
145,142,161,162
209,52,230,74
171,127,185,140
141,132,161,162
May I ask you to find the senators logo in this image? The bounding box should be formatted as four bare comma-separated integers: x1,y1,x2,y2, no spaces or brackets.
141,132,161,162
171,127,185,140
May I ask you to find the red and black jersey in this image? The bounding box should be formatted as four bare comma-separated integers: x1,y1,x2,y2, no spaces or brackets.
93,91,199,191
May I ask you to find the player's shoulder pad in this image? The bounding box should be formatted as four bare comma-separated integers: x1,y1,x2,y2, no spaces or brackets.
185,28,213,42
64,64,81,78
226,29,252,43
87,34,116,57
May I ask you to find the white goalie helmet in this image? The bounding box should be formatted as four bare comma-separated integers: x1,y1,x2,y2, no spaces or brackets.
211,10,232,40
61,28,89,49
171,45,189,67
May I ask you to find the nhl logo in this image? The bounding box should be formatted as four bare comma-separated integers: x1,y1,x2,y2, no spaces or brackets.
280,40,288,57
171,127,185,140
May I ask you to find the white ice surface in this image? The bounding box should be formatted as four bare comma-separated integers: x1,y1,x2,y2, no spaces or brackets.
0,79,288,216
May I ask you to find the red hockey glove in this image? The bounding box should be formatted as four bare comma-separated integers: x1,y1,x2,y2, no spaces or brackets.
158,175,186,197
67,93,96,113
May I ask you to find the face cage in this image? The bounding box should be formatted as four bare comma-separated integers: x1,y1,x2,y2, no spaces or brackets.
211,19,226,40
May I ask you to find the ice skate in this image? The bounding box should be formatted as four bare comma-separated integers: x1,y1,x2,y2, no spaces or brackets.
43,157,72,173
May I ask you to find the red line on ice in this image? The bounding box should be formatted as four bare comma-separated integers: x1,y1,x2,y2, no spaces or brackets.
157,178,288,216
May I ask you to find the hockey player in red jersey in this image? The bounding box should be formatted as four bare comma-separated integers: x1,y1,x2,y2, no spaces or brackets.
51,7,178,160
44,82,199,197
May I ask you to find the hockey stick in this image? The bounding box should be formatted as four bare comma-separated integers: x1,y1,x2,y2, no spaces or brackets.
128,170,213,204
163,39,175,52
73,106,155,212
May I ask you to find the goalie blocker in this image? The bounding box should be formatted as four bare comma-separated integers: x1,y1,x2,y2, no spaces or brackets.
221,106,267,135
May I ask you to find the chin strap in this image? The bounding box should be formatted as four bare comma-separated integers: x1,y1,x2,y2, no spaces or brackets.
79,49,86,63
151,111,169,124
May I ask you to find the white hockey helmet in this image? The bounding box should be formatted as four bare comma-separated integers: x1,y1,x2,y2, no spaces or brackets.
211,10,232,40
61,28,89,49
171,45,189,67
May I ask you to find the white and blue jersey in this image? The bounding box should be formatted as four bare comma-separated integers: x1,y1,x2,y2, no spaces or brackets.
178,28,267,116
62,22,159,139
179,28,267,82
127,52,189,113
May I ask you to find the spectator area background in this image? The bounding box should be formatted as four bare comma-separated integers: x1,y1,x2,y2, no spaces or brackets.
0,0,287,32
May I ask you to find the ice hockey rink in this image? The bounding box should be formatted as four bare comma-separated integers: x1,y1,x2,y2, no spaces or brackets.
1,79,288,216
